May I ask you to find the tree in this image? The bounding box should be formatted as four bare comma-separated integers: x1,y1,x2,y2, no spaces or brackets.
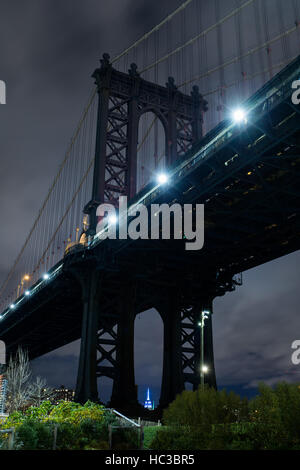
250,382,300,446
5,347,54,413
163,385,249,427
28,376,55,407
5,347,32,413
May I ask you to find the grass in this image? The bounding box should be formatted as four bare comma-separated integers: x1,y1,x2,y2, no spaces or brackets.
143,426,161,449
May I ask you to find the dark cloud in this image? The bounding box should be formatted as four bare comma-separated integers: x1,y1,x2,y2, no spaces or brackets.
213,251,300,392
31,352,79,389
0,0,183,272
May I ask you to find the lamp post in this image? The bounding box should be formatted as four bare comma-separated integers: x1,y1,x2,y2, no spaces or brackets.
17,274,30,297
198,309,211,388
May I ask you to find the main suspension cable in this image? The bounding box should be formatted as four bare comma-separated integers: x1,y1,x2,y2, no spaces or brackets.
0,88,97,298
178,24,298,89
111,0,194,64
140,0,255,74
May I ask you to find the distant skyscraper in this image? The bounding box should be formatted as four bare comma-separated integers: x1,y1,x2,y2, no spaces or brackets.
144,387,154,410
0,375,7,414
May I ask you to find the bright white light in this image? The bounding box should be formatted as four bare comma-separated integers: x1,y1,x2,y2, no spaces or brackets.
108,214,118,225
202,365,209,373
25,290,30,296
43,273,50,280
157,173,169,185
232,108,247,124
10,304,15,309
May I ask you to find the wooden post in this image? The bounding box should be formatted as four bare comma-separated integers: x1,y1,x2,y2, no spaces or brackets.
139,425,144,450
52,424,58,450
108,425,112,449
8,428,15,450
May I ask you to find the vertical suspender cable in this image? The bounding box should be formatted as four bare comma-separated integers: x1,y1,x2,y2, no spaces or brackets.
261,0,273,79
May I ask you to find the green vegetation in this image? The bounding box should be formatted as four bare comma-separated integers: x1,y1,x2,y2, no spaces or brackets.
0,400,116,450
110,427,140,450
1,382,299,450
149,383,300,450
163,386,248,426
143,426,161,449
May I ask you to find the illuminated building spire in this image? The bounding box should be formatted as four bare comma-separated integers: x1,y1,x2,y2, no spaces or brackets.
144,387,153,409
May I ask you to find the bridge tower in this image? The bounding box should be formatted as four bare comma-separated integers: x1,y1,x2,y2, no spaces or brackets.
83,53,207,232
74,54,216,411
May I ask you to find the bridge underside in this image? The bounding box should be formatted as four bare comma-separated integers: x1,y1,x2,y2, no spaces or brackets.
1,58,300,412
0,254,227,410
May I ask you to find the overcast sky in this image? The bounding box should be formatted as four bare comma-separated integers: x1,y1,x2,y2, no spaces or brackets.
0,0,299,405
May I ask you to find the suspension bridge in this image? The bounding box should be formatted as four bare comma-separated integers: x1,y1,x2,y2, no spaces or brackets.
0,0,300,412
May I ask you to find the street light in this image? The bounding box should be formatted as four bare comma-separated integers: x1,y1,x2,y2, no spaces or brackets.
17,274,31,297
156,172,169,185
199,309,211,388
232,107,247,124
108,214,118,225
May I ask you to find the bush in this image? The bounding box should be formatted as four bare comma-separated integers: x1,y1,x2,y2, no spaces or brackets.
48,400,105,424
0,400,112,450
55,422,81,450
25,400,54,421
15,419,53,450
111,427,140,450
163,386,249,427
249,382,300,449
151,383,300,450
150,425,211,450
78,419,108,445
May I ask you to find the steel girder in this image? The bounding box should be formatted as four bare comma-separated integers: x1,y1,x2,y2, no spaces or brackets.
84,53,207,233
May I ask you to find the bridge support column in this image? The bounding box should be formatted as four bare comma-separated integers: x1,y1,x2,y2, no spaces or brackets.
159,298,185,409
75,269,101,403
159,298,216,409
109,286,138,410
110,311,137,409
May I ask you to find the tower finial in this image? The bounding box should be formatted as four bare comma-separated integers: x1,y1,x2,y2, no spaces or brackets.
129,63,139,77
100,53,111,69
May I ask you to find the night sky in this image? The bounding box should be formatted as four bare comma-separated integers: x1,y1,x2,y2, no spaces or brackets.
0,0,299,406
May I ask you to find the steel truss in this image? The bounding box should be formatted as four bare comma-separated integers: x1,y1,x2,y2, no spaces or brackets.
84,53,207,233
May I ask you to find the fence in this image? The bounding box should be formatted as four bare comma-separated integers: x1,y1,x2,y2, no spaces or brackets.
0,428,15,450
107,409,162,450
108,409,144,450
